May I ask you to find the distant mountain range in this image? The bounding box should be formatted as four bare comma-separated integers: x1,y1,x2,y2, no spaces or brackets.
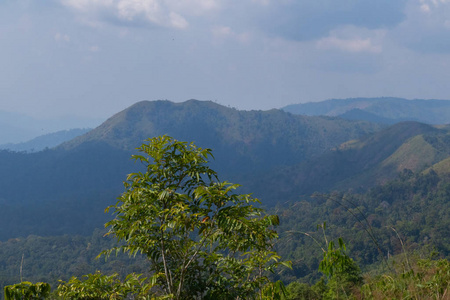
0,100,381,240
60,100,383,173
0,99,450,241
283,97,450,125
0,110,103,144
0,128,91,152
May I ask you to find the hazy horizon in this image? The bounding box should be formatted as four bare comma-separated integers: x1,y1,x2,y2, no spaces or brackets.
3,1,450,120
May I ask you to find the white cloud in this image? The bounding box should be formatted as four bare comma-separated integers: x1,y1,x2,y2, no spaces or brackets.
116,0,160,21
211,26,232,38
166,0,221,16
415,0,450,19
392,0,450,53
211,26,251,44
169,12,188,29
61,0,223,29
317,37,382,53
420,4,431,12
419,0,450,9
62,0,114,12
316,27,384,54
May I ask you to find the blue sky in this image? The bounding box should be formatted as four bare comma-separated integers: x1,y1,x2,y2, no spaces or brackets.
2,0,450,119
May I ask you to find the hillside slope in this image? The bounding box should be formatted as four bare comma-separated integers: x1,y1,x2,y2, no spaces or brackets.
61,100,383,175
283,97,450,125
0,100,382,240
250,121,450,200
275,170,450,282
0,128,91,152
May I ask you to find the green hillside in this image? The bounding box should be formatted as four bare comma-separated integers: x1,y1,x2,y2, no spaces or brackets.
0,103,448,298
61,100,383,174
0,230,150,292
0,100,382,241
427,157,450,175
248,122,450,201
275,170,450,283
0,168,448,298
1,101,448,244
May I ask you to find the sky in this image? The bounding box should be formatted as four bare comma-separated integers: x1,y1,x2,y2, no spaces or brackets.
2,0,450,119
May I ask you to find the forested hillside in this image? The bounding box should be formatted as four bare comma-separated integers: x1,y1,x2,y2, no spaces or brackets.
0,100,382,240
275,170,450,283
0,100,448,299
61,100,382,174
0,229,150,291
249,121,450,201
0,169,448,298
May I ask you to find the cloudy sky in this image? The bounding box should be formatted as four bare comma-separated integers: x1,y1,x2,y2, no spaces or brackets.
2,0,450,119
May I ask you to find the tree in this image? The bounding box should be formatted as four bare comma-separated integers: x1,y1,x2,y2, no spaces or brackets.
102,136,289,299
4,282,50,300
318,230,362,299
57,272,158,300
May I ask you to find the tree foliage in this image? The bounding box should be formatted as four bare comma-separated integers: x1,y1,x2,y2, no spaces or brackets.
56,271,160,300
275,170,450,283
4,282,50,300
102,136,290,299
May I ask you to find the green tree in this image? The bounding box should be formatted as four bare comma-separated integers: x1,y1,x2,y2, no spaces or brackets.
57,271,159,300
318,233,362,299
285,281,318,299
102,136,290,299
4,282,50,300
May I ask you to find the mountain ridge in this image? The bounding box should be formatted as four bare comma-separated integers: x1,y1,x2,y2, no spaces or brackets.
59,99,383,174
248,121,450,201
0,128,91,152
0,100,383,240
283,97,450,125
1,100,449,241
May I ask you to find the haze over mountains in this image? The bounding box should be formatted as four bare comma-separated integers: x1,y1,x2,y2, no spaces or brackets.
0,110,103,144
60,100,383,172
0,98,450,241
0,99,381,240
0,98,450,295
283,97,450,125
0,128,91,153
251,121,450,201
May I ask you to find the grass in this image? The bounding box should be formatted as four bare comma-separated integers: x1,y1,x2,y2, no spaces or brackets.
360,256,449,300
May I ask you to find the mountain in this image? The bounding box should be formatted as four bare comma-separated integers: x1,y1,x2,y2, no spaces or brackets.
282,97,450,125
0,100,383,240
250,121,450,201
0,100,449,292
0,128,91,152
0,110,103,144
336,108,397,124
60,100,383,175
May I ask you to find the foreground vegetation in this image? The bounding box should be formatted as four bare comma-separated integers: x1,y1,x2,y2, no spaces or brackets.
284,254,449,299
4,254,449,299
2,136,450,299
5,136,290,299
274,169,449,283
